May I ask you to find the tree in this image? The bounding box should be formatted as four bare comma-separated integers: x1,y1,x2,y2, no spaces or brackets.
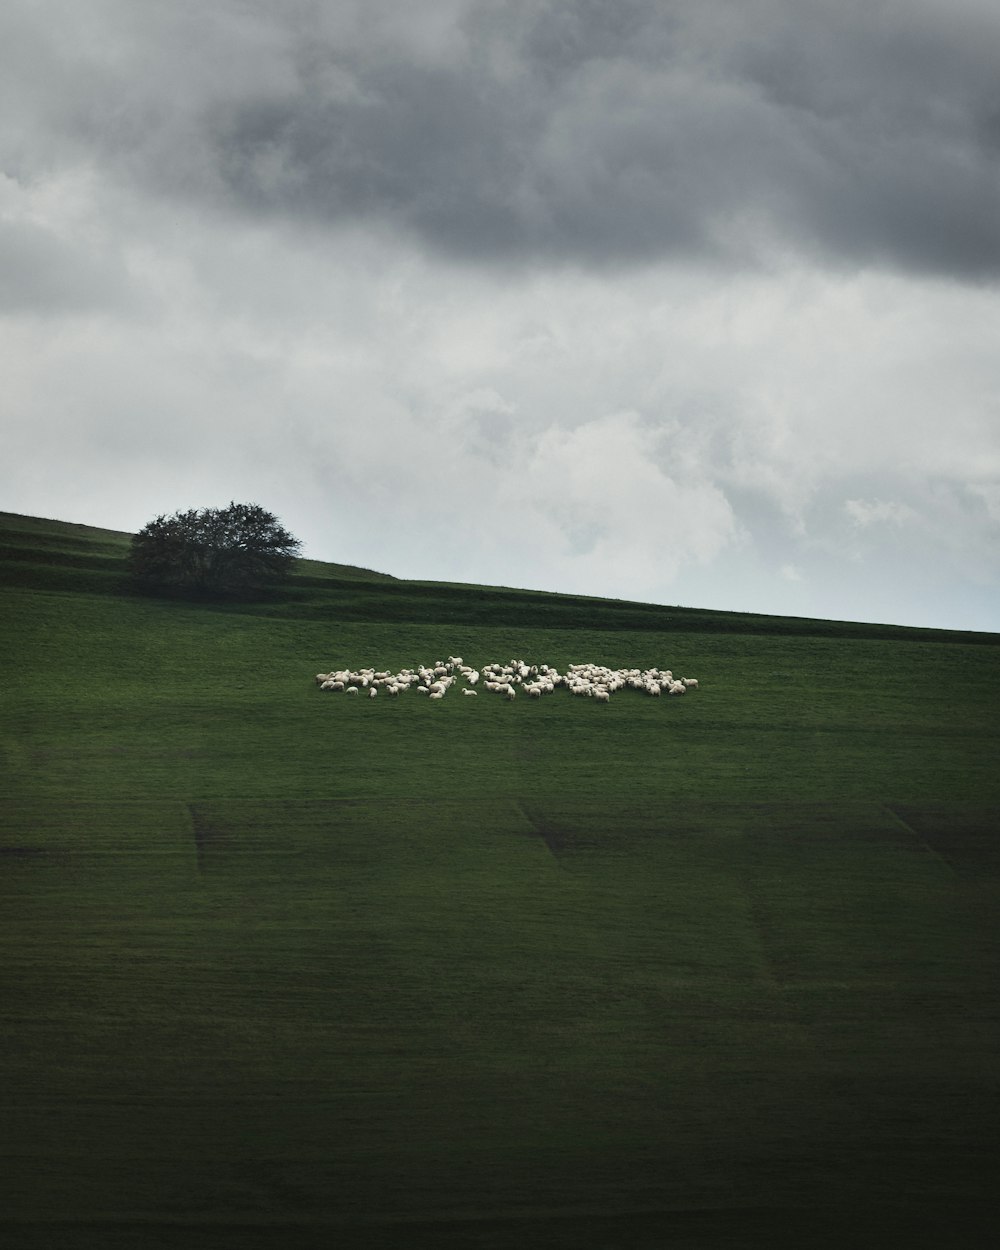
128,502,302,594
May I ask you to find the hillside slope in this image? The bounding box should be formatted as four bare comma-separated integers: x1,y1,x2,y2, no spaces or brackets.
2,511,999,1248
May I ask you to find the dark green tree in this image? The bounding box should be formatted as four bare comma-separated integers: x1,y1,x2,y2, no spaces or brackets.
128,502,302,594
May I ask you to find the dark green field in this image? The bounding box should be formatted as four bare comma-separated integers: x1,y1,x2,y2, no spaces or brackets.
3,510,999,1248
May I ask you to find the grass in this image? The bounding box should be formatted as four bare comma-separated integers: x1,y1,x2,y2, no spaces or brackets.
2,510,999,1248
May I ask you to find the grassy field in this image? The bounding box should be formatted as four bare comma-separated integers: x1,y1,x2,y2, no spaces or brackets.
2,510,999,1248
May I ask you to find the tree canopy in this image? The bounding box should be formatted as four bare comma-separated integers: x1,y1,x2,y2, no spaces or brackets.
128,502,302,594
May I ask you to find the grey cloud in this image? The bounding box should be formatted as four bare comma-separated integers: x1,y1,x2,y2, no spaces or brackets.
0,216,135,315
6,0,1000,277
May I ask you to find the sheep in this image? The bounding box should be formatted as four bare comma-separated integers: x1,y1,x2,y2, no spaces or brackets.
313,655,700,709
462,689,478,696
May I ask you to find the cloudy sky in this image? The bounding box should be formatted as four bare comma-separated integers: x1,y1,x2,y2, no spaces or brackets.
3,0,1000,631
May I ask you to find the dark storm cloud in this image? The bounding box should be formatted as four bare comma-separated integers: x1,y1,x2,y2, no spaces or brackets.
5,0,1000,276
9,0,1000,275
199,0,1000,276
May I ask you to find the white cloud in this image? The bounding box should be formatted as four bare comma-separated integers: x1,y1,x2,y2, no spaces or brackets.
844,498,918,528
500,410,741,596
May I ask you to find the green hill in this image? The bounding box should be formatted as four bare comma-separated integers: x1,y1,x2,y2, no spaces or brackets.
2,511,999,1248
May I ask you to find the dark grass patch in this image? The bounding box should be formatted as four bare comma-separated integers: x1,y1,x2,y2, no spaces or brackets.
4,1204,998,1250
4,795,998,1232
887,803,1000,876
513,799,565,858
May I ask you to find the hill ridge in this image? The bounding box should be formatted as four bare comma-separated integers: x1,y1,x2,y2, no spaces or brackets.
2,509,997,643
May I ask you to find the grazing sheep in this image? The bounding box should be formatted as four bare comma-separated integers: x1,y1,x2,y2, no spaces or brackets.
462,689,478,696
314,655,701,709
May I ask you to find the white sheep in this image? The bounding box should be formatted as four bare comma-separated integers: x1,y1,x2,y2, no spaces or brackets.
314,654,700,709
462,689,478,696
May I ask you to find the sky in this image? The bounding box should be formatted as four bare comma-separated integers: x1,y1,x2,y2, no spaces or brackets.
3,0,1000,632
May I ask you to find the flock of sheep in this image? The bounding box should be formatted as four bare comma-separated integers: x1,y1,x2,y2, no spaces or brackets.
314,656,699,703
